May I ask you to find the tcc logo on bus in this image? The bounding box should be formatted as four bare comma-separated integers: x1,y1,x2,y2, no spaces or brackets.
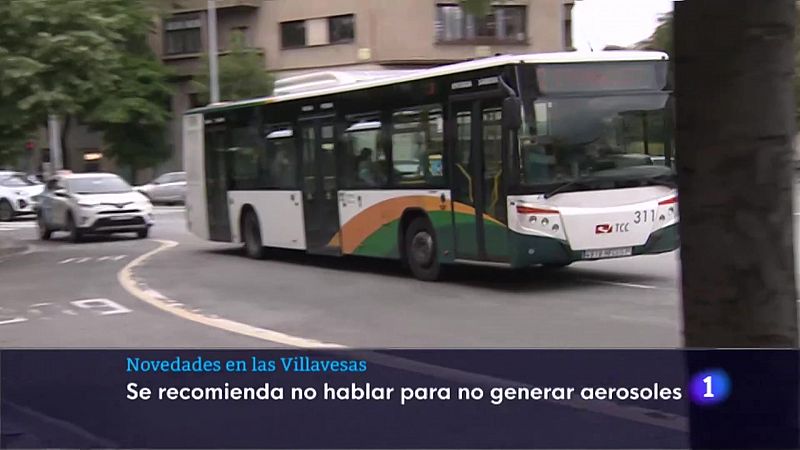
595,223,630,234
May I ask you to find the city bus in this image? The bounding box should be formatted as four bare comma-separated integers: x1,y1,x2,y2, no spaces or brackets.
183,51,678,280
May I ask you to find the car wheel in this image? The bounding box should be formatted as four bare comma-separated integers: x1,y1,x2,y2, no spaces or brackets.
136,228,149,239
404,216,442,281
37,213,52,240
242,210,266,259
0,200,13,222
66,214,82,243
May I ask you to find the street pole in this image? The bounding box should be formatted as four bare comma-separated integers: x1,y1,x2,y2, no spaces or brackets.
48,114,62,173
207,0,220,104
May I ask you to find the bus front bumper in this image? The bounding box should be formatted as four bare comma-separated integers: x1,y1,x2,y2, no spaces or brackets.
509,224,680,268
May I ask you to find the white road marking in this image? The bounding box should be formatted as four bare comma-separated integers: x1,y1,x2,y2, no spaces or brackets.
0,317,27,325
59,255,128,264
0,299,131,324
582,279,662,290
27,303,54,315
118,239,343,348
0,222,36,230
71,298,132,316
117,239,687,433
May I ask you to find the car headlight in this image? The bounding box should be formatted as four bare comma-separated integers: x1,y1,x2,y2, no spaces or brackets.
77,202,96,208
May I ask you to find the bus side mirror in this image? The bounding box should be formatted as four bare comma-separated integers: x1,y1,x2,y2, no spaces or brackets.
503,97,522,130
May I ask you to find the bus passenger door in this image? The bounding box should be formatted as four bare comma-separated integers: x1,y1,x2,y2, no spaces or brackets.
205,121,232,242
450,99,509,262
300,117,342,255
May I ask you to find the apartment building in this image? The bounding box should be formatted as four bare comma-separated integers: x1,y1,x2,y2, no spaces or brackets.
57,0,574,177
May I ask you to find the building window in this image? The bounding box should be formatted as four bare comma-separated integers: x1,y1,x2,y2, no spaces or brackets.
328,14,355,44
231,26,251,48
164,14,202,55
281,20,306,48
563,2,574,49
436,4,527,43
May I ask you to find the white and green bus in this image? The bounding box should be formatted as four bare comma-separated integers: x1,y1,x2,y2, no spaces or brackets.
183,51,678,280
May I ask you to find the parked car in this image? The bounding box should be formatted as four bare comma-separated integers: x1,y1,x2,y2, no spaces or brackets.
134,171,186,205
0,171,45,221
37,173,153,242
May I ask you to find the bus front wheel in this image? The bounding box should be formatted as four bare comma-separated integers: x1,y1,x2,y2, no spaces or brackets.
404,217,441,281
241,210,266,260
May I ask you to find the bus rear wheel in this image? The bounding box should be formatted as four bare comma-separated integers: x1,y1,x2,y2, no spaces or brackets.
242,210,266,259
404,217,441,281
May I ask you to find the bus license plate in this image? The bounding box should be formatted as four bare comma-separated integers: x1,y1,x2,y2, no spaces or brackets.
582,247,633,259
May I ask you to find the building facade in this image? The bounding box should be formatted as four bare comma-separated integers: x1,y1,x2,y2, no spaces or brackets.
56,0,573,179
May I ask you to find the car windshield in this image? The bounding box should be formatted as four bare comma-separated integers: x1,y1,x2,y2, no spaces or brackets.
0,174,36,187
519,93,673,188
69,176,132,194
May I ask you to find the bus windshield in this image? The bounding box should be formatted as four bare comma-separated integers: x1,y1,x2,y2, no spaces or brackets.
519,92,673,190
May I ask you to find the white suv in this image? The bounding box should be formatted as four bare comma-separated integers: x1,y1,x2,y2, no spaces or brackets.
38,173,154,242
0,171,44,221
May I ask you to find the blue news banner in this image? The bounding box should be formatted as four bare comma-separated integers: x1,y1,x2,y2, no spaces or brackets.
0,350,797,449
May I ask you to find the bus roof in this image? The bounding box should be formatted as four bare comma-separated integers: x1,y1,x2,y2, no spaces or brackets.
186,50,668,115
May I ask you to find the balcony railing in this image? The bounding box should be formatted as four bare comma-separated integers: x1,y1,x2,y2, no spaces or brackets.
169,0,260,14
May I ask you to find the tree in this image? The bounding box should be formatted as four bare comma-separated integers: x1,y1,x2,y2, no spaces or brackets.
642,10,800,126
0,0,172,173
675,0,798,344
83,0,174,182
194,31,274,104
675,3,797,446
458,0,494,17
639,13,673,55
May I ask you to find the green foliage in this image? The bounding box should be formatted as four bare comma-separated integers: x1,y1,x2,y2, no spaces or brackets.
642,11,800,126
195,32,274,104
640,13,673,55
0,0,173,171
458,0,493,17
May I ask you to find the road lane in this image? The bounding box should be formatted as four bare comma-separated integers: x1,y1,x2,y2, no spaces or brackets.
0,219,271,347
130,211,684,348
2,201,798,349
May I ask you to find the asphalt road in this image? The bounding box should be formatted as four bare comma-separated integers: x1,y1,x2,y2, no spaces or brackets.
0,203,797,349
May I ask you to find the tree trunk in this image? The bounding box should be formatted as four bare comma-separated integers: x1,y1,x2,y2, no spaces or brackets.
675,4,798,448
675,0,798,348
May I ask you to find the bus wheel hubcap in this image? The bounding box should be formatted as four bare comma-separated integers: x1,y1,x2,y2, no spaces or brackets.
411,232,434,267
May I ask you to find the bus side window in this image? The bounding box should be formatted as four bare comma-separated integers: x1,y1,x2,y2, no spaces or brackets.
228,113,267,190
264,126,298,189
390,105,445,188
343,116,387,188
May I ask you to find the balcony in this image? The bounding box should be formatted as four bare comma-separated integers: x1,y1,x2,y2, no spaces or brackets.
169,0,261,14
